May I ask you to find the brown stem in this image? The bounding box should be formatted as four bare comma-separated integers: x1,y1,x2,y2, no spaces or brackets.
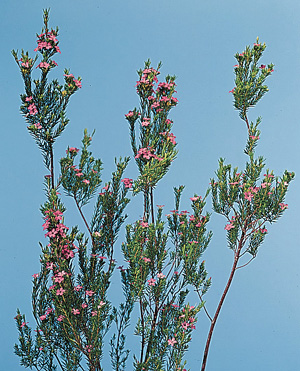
50,143,55,189
196,289,212,322
74,195,93,240
150,187,155,224
201,230,246,371
139,297,145,363
144,301,159,363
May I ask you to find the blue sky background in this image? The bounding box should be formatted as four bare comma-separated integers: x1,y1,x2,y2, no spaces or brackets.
1,0,299,370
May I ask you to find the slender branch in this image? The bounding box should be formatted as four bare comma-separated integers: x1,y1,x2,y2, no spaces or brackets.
150,187,155,224
196,289,212,322
49,143,55,190
236,255,255,269
139,297,145,363
74,195,94,241
200,229,246,371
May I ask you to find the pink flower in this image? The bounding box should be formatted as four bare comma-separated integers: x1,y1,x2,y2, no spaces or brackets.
56,288,65,296
20,322,29,328
67,147,79,153
73,79,82,88
168,337,177,346
264,174,274,178
140,221,149,228
97,301,106,308
54,276,64,283
86,290,95,297
25,96,33,102
72,308,80,315
125,111,134,118
91,311,98,316
141,118,151,127
229,88,235,93
147,278,156,286
181,321,189,330
57,315,65,322
279,203,288,210
37,62,50,69
190,196,199,201
32,273,39,278
46,262,54,270
39,315,47,321
260,228,267,234
259,64,266,69
82,303,88,308
83,179,90,184
74,285,83,292
157,272,166,279
244,191,254,201
121,178,133,188
224,223,234,231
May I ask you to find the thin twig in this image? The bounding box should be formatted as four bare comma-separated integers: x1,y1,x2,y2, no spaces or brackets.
196,289,212,322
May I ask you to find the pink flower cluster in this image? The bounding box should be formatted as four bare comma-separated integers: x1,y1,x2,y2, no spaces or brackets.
66,147,79,154
141,117,150,127
121,178,133,188
136,67,160,90
160,131,176,145
225,215,236,231
156,81,176,93
34,30,61,54
135,147,163,161
64,73,82,89
39,307,54,321
28,102,38,116
43,208,76,260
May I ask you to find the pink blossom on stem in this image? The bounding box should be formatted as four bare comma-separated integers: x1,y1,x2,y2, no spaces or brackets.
147,278,156,286
86,290,95,297
56,288,65,296
97,301,106,308
244,191,254,201
168,337,177,346
279,203,288,210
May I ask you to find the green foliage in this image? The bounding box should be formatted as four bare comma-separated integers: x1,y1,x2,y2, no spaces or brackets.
13,10,294,371
232,37,274,124
12,17,81,172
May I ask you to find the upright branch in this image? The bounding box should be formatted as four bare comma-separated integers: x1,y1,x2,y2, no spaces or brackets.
122,62,213,370
200,39,294,371
13,10,131,371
